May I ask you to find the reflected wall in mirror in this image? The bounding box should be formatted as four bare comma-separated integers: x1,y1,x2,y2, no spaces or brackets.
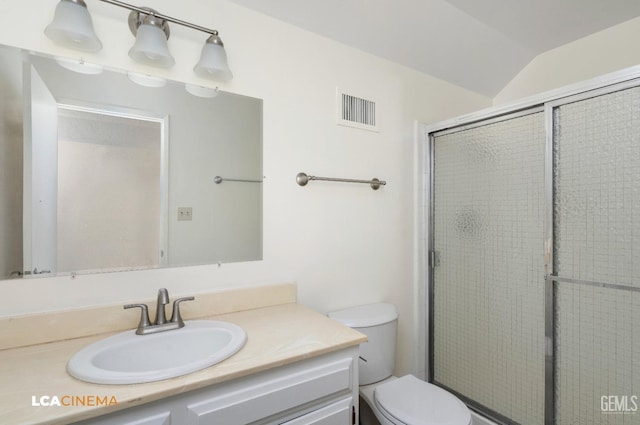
0,44,263,281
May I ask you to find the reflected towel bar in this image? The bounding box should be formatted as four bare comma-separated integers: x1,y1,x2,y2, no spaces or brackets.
296,172,386,190
214,176,262,184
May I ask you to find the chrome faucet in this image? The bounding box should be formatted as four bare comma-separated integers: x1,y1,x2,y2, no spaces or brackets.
155,288,170,325
124,288,195,335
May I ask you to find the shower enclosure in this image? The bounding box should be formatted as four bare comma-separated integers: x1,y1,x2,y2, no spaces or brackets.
426,77,640,425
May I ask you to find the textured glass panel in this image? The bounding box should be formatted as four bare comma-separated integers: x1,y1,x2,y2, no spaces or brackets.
433,112,546,424
554,85,640,424
554,86,640,287
555,284,640,425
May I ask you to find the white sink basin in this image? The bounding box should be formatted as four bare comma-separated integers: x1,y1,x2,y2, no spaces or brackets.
67,320,247,384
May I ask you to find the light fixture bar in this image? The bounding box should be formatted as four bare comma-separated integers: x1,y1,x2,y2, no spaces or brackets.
98,0,219,35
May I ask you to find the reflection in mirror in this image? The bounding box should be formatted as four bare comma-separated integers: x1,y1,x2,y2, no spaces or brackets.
0,44,263,281
56,109,165,273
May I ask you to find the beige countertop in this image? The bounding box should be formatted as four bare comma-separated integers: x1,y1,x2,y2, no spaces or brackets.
0,303,366,425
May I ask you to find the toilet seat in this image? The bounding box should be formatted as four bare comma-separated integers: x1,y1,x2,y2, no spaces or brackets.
373,375,471,425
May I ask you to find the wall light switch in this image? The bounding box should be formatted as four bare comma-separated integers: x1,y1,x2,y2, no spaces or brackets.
178,207,193,221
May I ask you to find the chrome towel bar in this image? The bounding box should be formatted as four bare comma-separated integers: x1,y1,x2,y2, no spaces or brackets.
296,172,386,190
214,176,262,184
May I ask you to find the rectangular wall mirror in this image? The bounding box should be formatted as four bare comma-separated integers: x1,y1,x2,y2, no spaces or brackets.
0,44,263,281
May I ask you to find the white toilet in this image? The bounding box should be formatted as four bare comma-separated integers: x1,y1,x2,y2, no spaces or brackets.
328,303,471,425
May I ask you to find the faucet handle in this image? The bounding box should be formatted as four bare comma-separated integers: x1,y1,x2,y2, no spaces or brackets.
124,303,151,335
170,297,195,326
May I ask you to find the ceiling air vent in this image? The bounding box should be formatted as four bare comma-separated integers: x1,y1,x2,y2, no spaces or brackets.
336,88,378,132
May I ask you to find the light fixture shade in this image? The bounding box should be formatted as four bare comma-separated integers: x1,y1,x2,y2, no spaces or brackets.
128,23,175,68
44,0,102,52
55,57,103,74
127,72,167,88
194,35,233,82
185,84,220,98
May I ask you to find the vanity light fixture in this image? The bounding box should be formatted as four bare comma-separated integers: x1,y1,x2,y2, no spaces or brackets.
193,34,233,82
45,0,233,81
127,10,174,68
44,0,103,52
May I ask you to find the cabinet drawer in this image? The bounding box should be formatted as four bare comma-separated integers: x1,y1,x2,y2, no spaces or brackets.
187,357,353,425
281,397,352,425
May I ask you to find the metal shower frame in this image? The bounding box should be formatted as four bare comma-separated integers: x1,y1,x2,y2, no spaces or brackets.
422,66,640,425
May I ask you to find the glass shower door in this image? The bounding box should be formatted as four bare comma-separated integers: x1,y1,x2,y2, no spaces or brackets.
431,111,547,424
552,85,640,425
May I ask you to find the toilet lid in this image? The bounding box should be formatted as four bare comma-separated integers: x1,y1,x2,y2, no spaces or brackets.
328,303,398,327
374,375,471,425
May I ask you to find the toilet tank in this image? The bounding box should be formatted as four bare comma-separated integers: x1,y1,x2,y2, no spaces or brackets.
328,303,398,385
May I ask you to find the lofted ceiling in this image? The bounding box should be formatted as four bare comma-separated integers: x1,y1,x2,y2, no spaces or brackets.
227,0,640,97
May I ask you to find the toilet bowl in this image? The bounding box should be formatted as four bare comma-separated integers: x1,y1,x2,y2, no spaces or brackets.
328,303,471,425
362,375,471,425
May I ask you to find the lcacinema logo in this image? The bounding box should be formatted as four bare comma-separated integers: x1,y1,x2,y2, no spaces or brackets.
31,395,118,407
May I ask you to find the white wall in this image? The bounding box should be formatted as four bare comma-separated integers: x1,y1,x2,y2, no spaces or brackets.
494,16,640,104
0,0,490,376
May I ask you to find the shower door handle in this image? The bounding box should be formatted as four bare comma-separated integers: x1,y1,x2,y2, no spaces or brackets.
429,251,441,268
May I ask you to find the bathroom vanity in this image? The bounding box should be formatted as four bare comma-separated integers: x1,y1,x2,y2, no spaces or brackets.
72,348,358,425
0,284,366,425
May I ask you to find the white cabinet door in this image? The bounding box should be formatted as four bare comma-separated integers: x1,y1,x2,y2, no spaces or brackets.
281,397,353,425
186,357,353,425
